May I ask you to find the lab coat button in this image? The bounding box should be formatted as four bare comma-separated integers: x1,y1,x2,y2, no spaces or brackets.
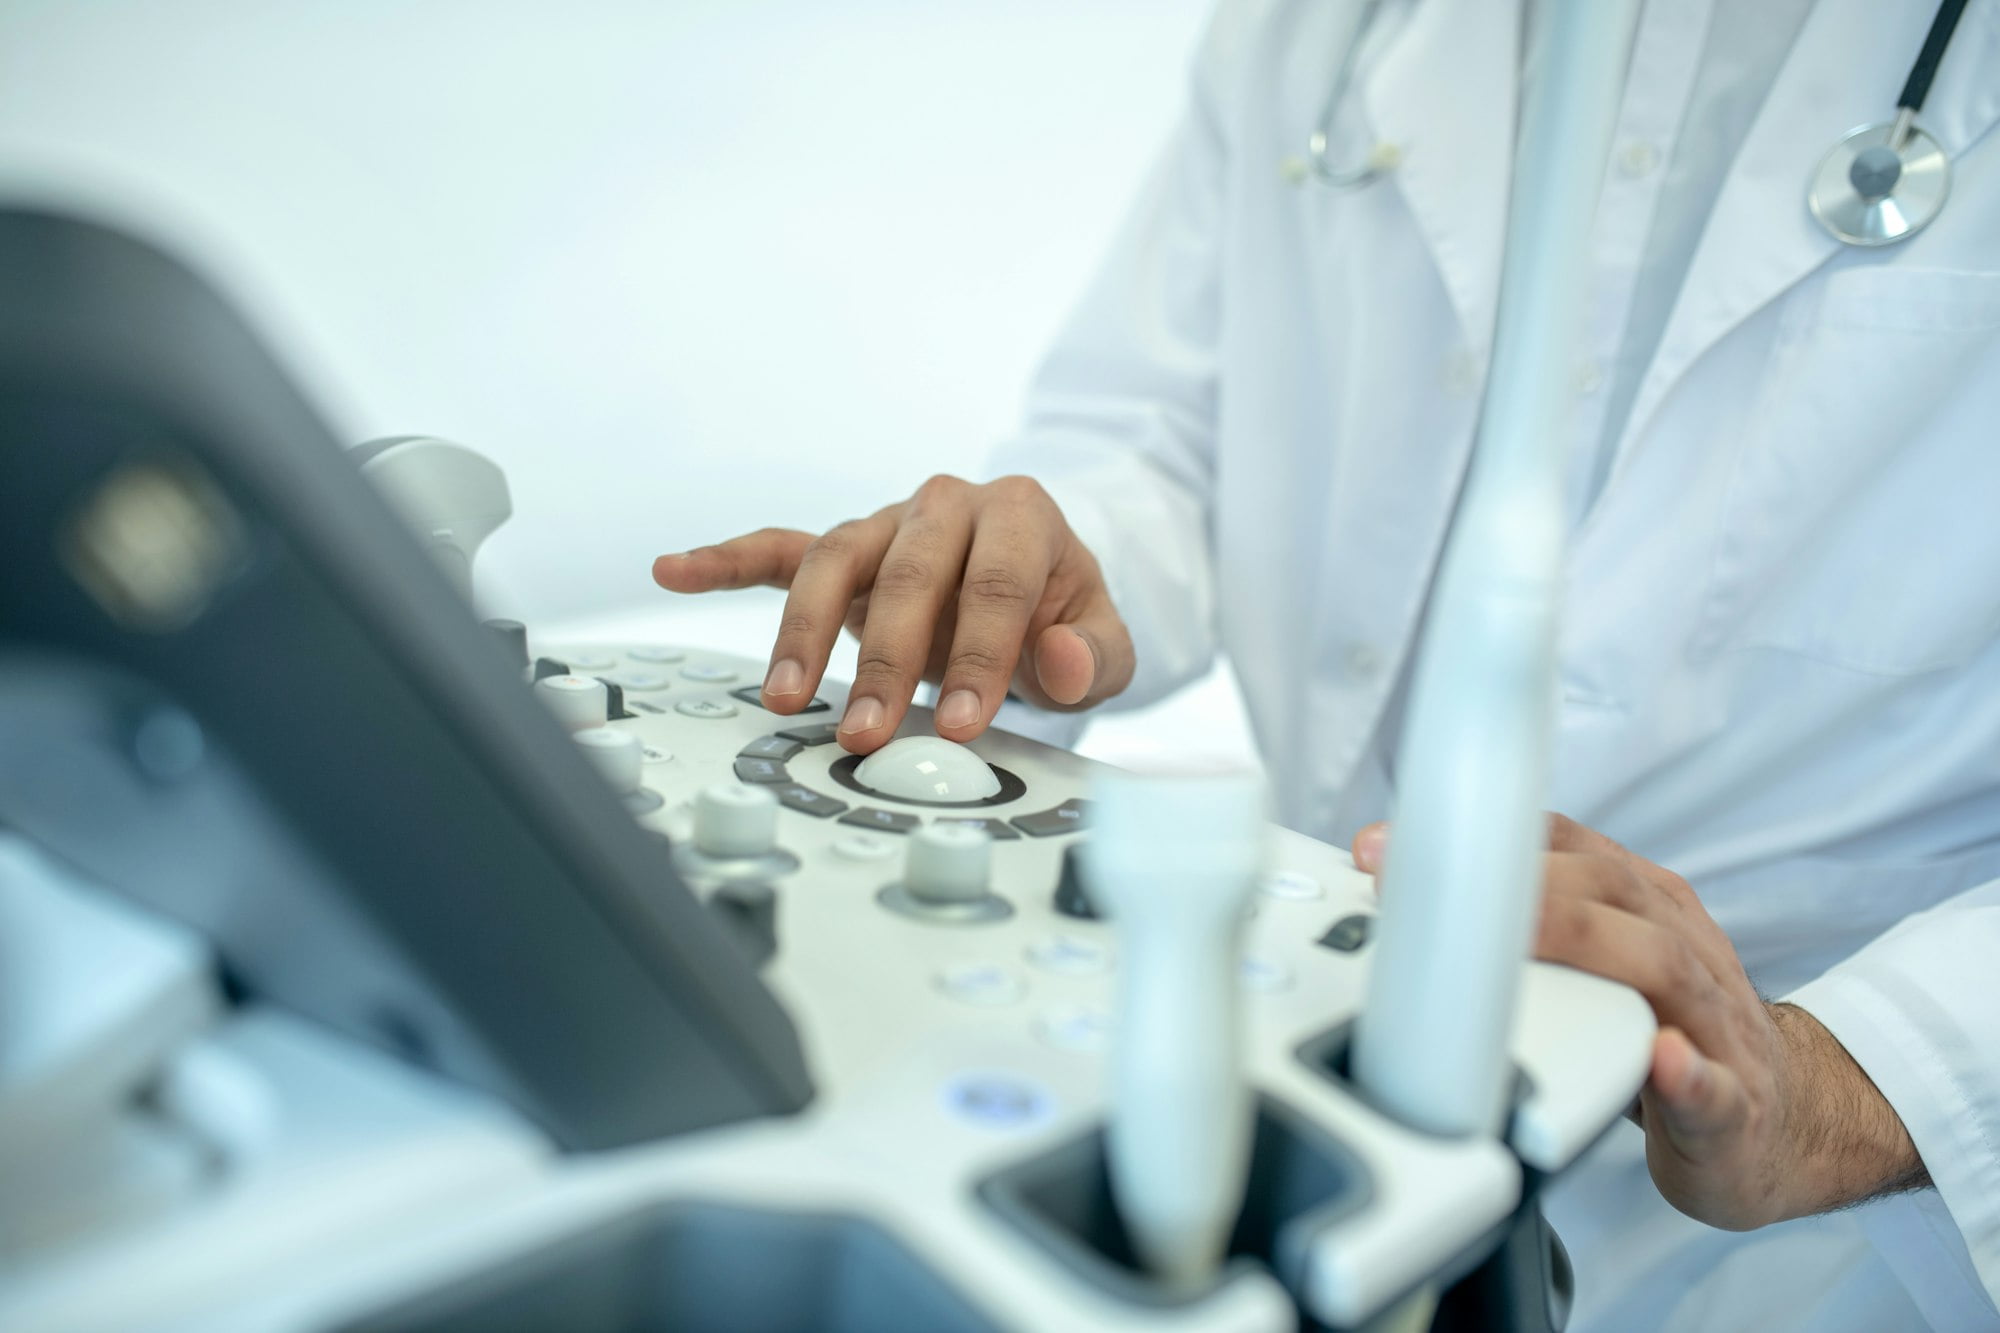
1575,361,1603,395
1617,140,1660,178
1442,350,1481,398
1343,642,1382,678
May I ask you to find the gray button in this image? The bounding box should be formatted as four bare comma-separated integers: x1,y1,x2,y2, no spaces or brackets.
733,756,790,785
731,685,832,715
1011,798,1093,838
776,721,843,745
629,645,686,663
775,784,846,818
932,816,1021,841
618,671,672,691
1318,913,1374,952
680,663,739,683
739,735,805,762
674,698,738,719
566,652,617,671
839,807,920,834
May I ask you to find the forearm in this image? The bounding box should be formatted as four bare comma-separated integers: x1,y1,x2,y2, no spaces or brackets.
1772,1002,1930,1219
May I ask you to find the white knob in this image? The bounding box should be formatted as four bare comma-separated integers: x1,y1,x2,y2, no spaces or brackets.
694,783,778,858
536,674,608,731
573,727,642,795
904,823,992,905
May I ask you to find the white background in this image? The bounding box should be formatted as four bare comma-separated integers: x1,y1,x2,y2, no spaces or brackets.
0,0,1255,768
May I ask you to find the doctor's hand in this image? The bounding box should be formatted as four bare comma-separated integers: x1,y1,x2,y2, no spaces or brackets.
1351,816,1929,1231
652,475,1133,753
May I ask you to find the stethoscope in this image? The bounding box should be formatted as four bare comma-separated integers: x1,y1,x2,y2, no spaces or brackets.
1301,0,1971,248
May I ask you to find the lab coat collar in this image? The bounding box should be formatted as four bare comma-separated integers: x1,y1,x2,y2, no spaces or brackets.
1619,0,2000,453
1361,0,1521,367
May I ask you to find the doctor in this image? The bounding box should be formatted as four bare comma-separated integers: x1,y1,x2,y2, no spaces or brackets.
655,1,2000,1327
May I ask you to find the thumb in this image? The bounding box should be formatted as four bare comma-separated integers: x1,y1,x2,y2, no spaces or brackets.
1351,822,1390,874
1644,1026,1746,1146
1033,592,1134,710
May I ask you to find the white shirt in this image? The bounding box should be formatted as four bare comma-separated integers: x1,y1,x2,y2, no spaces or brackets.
991,0,2000,1326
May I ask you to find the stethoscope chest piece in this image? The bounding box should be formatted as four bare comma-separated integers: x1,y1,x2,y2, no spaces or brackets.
1809,118,1951,247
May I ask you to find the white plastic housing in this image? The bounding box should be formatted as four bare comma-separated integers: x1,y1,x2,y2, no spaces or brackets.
1081,769,1264,1290
692,783,779,859
1351,0,1644,1138
353,437,512,603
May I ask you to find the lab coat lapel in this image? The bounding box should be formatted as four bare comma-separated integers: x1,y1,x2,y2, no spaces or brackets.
1620,0,2000,450
1361,0,1521,363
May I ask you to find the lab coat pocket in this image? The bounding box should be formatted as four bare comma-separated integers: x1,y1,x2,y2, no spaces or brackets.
1696,266,2000,675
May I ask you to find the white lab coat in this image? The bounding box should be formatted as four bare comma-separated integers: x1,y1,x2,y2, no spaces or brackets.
991,0,2000,1327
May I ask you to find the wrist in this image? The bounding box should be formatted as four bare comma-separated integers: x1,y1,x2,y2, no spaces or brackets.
1770,1002,1929,1220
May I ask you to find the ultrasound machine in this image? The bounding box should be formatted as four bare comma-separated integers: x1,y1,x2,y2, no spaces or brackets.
0,14,1654,1325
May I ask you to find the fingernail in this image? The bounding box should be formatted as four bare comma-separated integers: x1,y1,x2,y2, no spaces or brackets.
1356,824,1389,871
937,689,981,730
839,697,884,734
765,659,804,697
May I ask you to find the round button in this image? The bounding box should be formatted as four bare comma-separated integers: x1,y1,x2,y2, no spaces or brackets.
680,663,739,683
642,745,674,764
536,674,608,731
935,961,1025,1007
1575,361,1604,396
565,652,617,671
1035,1006,1112,1052
941,1073,1051,1129
1261,870,1323,901
1025,934,1111,977
630,645,687,663
618,671,671,692
905,823,993,905
573,727,643,795
1343,642,1382,679
694,783,779,858
1239,955,1294,993
675,698,738,720
833,833,898,861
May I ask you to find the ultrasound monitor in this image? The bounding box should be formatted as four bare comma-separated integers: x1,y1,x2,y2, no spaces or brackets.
0,208,814,1151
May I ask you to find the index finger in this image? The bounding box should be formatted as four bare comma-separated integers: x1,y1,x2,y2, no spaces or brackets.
653,528,814,592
